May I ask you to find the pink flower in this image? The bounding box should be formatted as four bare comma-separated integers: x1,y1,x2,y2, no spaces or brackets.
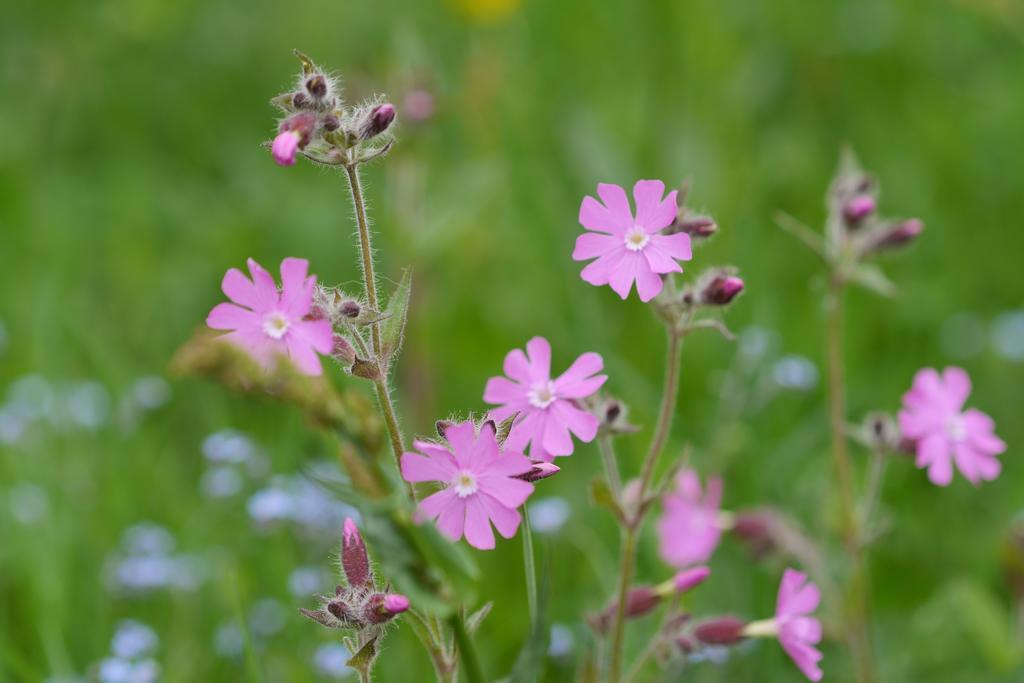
272,131,301,166
657,469,723,568
483,337,607,462
775,569,824,682
898,367,1006,486
206,257,334,375
573,180,693,302
400,420,535,550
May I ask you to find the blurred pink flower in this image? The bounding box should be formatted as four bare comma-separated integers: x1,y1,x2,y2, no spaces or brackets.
400,421,534,550
271,131,301,166
775,569,824,682
899,367,1006,486
657,469,723,568
573,180,692,302
483,337,607,461
206,257,333,375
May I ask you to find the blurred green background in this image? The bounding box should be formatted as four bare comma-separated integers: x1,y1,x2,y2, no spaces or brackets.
2,0,1023,681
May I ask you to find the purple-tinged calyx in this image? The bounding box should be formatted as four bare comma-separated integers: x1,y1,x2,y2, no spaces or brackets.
365,592,410,624
362,103,396,140
694,616,747,645
514,462,560,482
701,276,744,306
842,195,876,226
342,517,372,589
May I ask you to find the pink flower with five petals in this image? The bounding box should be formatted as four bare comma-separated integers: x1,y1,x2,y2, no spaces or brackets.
484,337,607,462
775,569,824,682
898,367,1006,486
656,469,723,568
206,257,334,375
400,421,535,550
573,180,693,302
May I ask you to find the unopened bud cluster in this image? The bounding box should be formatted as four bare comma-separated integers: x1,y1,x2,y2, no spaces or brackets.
271,51,396,167
590,567,710,634
300,518,409,633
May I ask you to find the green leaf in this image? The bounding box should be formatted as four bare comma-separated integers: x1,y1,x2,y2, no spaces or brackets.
351,357,381,381
379,269,412,368
346,636,378,674
466,601,493,634
848,263,896,297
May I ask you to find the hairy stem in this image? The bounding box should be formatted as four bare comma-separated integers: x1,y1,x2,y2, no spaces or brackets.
450,611,485,683
522,505,538,625
342,164,416,503
406,609,453,682
345,164,382,358
825,276,875,683
609,330,683,683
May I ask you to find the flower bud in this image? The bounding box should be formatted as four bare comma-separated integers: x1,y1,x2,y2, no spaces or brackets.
670,566,711,594
862,411,899,452
326,599,358,625
731,510,776,558
863,218,923,254
604,400,622,424
273,112,317,166
365,592,410,624
305,74,328,100
435,420,454,438
340,300,361,319
694,616,747,646
700,276,744,306
341,517,372,589
843,195,876,227
362,103,396,140
292,92,309,109
677,216,718,238
333,335,356,364
322,114,340,132
513,462,560,482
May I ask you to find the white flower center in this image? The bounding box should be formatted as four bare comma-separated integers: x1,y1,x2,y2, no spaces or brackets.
527,380,557,409
946,415,968,442
262,312,291,340
452,470,478,498
623,226,650,252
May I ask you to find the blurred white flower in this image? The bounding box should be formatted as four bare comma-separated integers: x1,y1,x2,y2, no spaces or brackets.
106,523,206,594
97,657,159,683
249,598,287,637
0,407,27,444
313,643,353,679
739,326,779,359
130,377,171,410
528,498,570,534
992,310,1024,362
548,623,574,658
121,524,176,556
213,622,244,659
111,620,159,659
247,486,294,525
288,566,331,597
202,430,257,465
201,467,244,499
63,381,111,430
771,355,819,391
6,375,54,421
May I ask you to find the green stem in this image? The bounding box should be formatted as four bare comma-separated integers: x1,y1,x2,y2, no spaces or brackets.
406,609,453,682
608,330,683,683
345,164,382,358
522,505,538,625
825,276,875,683
598,434,622,500
374,376,416,502
450,611,485,683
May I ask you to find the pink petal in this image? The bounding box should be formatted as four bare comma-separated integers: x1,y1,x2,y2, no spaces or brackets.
580,249,625,287
478,494,522,538
294,319,334,354
776,569,809,616
207,303,259,331
917,434,953,486
401,450,458,483
285,334,324,376
704,475,723,510
444,421,477,467
221,268,260,309
607,252,641,300
781,639,824,682
478,475,534,509
483,376,527,406
578,196,621,235
941,366,971,410
784,581,820,617
480,450,534,478
434,491,466,541
542,412,574,456
675,469,702,501
905,368,945,410
552,400,599,443
525,337,551,384
596,183,633,228
417,487,457,521
964,409,1006,454
952,441,982,485
641,241,684,275
503,348,532,384
554,352,605,398
472,422,500,463
898,408,932,441
649,233,692,261
463,497,496,550
974,452,1002,481
632,180,676,232
573,232,621,260
634,259,665,302
246,258,280,311
505,410,541,453
279,258,312,315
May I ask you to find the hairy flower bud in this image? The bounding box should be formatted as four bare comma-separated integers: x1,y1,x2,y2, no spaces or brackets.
700,276,744,306
326,599,357,624
513,461,560,482
305,74,328,100
340,300,361,319
694,616,747,645
731,510,776,558
670,566,712,594
677,215,718,238
322,114,340,132
273,112,317,166
864,218,923,255
333,334,356,364
843,195,876,227
435,420,454,439
341,518,372,589
362,103,396,140
292,92,309,109
365,592,410,624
